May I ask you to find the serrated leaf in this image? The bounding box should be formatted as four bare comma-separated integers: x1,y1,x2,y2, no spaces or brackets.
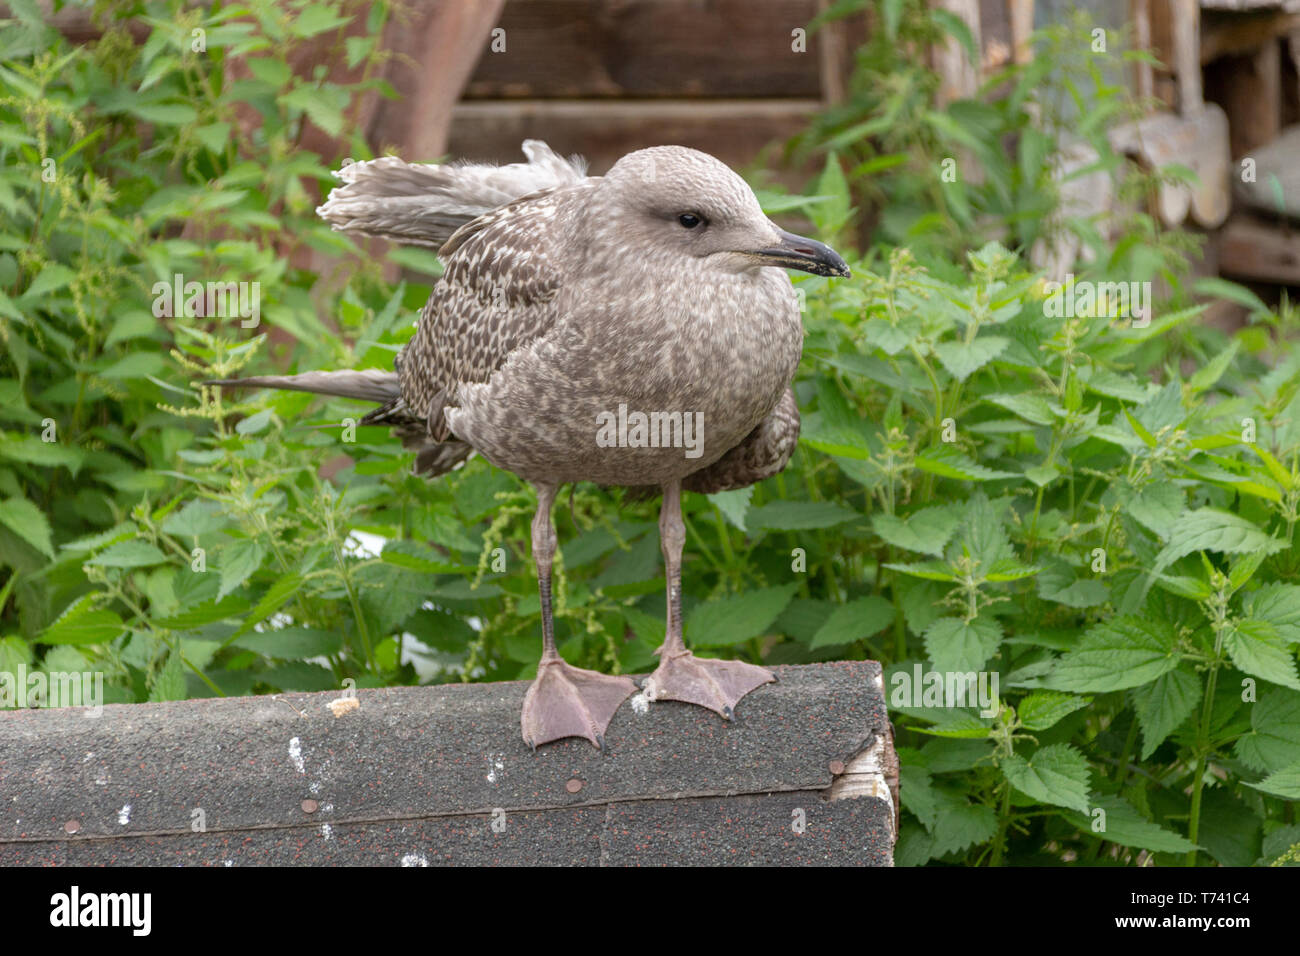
930,802,997,857
1126,483,1183,538
933,336,1008,382
1046,616,1180,692
1001,743,1091,812
235,408,273,436
1063,795,1197,853
985,392,1054,425
1235,689,1300,772
149,650,187,702
1018,691,1090,731
924,616,1002,673
1131,667,1201,759
218,538,266,599
161,499,229,538
747,500,859,531
1224,618,1300,690
913,711,993,738
1245,584,1300,645
709,487,753,532
685,584,798,647
87,540,168,568
231,628,342,659
156,594,251,630
873,505,962,557
1036,560,1109,608
915,445,1016,481
0,496,53,558
235,572,305,636
885,560,959,582
38,597,125,645
1153,508,1285,575
809,595,895,648
1247,762,1300,799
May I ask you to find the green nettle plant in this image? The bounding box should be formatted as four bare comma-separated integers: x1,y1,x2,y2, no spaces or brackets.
0,0,1296,866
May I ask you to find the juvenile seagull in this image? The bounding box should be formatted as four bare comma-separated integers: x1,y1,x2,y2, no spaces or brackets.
211,141,850,750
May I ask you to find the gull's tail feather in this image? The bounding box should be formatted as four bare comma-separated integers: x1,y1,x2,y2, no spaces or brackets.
316,140,587,250
204,369,401,404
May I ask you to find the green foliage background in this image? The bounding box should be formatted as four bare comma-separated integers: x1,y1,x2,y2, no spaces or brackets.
1,0,1297,865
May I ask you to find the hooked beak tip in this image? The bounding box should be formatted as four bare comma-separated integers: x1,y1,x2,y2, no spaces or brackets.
751,228,851,279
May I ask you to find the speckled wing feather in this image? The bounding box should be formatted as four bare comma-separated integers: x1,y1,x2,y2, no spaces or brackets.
316,140,587,249
395,184,592,464
683,386,801,494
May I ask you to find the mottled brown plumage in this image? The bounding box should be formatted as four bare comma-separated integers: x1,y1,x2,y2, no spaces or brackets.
209,141,850,750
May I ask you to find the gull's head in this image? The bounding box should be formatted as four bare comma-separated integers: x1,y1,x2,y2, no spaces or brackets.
600,146,850,279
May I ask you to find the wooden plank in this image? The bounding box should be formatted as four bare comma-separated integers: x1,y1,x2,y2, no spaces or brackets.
931,0,983,105
1205,37,1281,156
0,661,894,866
1202,10,1300,63
447,99,823,175
1219,212,1300,284
463,0,823,99
1010,0,1036,66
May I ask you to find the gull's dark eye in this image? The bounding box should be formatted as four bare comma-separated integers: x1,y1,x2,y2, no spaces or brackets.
677,213,704,229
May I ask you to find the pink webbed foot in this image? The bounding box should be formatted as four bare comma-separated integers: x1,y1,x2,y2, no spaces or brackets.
643,648,775,720
521,657,638,750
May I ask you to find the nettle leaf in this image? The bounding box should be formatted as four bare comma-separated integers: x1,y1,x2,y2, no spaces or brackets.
1245,584,1300,645
746,500,859,531
87,540,168,568
148,650,188,703
1131,667,1201,759
924,616,1002,673
1046,616,1180,692
913,711,993,738
985,392,1054,426
1235,688,1300,772
161,499,229,538
861,317,914,355
915,445,1017,481
886,560,959,582
982,559,1039,582
709,486,753,532
1125,482,1183,539
1017,690,1090,731
156,594,251,631
0,434,84,474
0,495,53,558
1063,795,1198,853
873,505,962,557
899,764,939,829
235,408,274,436
1224,618,1300,690
1247,762,1300,799
933,336,1009,382
1001,743,1091,812
809,595,895,648
930,801,997,857
231,628,342,660
1152,508,1285,575
218,538,266,599
1036,560,1109,608
237,572,305,635
37,595,125,645
379,540,468,575
685,584,798,647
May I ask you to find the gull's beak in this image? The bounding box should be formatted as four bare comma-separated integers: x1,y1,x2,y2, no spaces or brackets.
749,227,851,278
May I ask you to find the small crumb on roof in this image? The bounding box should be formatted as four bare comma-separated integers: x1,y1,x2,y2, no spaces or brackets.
329,697,360,718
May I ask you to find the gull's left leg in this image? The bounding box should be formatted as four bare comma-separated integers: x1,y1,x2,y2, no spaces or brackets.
644,479,774,719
